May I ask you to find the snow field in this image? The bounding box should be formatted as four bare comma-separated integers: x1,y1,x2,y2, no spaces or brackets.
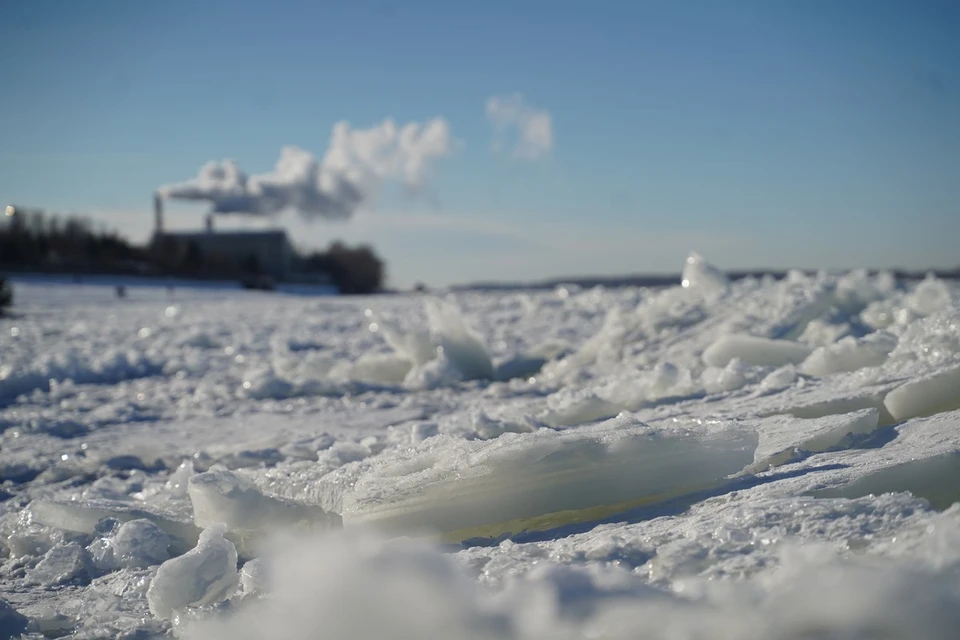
0,257,959,638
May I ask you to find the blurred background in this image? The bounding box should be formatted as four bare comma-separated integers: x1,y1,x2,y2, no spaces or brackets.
1,0,957,297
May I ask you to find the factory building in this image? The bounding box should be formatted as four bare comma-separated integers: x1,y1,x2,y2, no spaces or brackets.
150,194,295,280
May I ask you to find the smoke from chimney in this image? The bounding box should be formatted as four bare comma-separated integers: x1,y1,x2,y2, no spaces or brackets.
156,117,454,221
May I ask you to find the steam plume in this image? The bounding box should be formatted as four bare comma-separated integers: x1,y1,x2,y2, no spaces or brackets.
486,94,553,160
157,117,454,220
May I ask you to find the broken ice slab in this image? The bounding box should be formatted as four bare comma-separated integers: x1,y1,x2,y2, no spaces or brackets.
813,453,960,511
187,469,341,554
745,408,882,473
27,498,201,554
25,542,91,586
341,416,758,543
703,335,812,368
773,410,960,508
21,607,75,638
540,393,623,428
799,332,897,377
89,519,172,571
884,364,960,423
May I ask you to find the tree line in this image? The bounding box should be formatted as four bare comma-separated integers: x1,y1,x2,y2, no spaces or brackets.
0,208,386,294
0,209,146,270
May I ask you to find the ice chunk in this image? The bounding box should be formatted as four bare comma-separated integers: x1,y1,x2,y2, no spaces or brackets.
2,515,63,558
88,566,156,602
188,470,341,540
370,298,494,384
763,409,960,508
219,447,284,471
402,350,464,390
279,434,336,461
28,498,201,553
703,334,812,368
179,329,221,349
767,278,841,341
0,599,29,639
87,519,171,573
861,300,897,329
146,524,239,619
884,309,960,373
23,608,75,637
907,274,950,316
377,316,436,367
342,417,758,542
469,412,538,440
759,365,797,392
410,422,440,444
239,370,294,399
681,252,729,291
833,268,890,313
26,542,91,586
783,392,892,423
108,519,171,569
747,408,881,472
813,453,960,511
601,362,694,411
541,393,622,427
239,557,267,597
166,459,195,497
797,319,852,347
541,307,628,378
701,358,752,394
334,353,412,385
88,525,118,572
424,298,494,380
801,332,897,377
883,364,960,422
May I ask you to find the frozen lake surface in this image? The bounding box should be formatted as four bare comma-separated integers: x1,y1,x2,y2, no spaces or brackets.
2,257,960,639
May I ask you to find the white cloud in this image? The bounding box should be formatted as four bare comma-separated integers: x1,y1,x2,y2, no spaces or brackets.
485,94,554,161
157,117,455,220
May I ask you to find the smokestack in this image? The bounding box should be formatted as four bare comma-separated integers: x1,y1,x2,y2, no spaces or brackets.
153,193,164,235
205,214,214,233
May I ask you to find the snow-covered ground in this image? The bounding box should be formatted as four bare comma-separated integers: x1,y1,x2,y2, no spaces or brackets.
2,256,960,639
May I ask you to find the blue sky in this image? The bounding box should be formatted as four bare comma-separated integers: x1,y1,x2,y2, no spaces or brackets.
1,0,957,288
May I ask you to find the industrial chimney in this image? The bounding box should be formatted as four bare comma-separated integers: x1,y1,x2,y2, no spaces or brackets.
153,193,164,236
205,214,214,233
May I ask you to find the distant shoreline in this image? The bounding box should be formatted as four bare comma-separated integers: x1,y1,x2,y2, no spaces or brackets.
454,266,960,292
4,272,338,297
5,265,959,296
